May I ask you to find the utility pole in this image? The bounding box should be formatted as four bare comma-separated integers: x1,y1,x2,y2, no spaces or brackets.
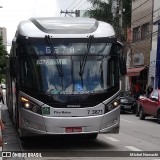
119,0,123,29
60,10,77,17
118,0,123,41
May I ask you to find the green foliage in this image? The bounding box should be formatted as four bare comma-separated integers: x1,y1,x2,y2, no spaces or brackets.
84,0,113,23
0,36,8,78
83,0,132,41
123,0,132,28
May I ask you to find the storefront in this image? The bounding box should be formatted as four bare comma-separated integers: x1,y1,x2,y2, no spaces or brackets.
126,51,148,93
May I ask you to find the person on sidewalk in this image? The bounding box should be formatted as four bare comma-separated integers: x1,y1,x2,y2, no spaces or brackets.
0,119,5,147
0,85,5,105
134,80,141,100
146,85,153,97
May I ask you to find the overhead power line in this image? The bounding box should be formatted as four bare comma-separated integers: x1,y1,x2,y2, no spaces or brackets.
123,0,150,16
66,0,78,10
131,7,160,25
77,0,88,10
132,0,150,12
71,0,84,10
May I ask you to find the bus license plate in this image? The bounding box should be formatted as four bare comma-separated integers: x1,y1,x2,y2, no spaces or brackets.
65,127,82,133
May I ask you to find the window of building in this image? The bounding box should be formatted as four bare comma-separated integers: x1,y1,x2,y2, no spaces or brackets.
141,23,150,39
133,26,141,41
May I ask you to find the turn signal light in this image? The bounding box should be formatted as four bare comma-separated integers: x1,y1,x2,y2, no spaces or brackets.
21,97,28,102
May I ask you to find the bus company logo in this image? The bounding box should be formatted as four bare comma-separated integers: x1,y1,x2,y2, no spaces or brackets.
2,152,12,157
67,105,81,108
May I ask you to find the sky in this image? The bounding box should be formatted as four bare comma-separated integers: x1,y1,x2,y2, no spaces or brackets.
0,0,91,51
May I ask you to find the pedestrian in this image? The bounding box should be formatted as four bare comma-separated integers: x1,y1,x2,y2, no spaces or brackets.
134,80,141,100
130,84,135,96
146,85,153,97
0,119,5,147
0,85,5,105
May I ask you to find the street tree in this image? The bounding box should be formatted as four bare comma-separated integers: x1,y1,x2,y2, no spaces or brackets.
84,0,113,23
0,36,8,82
84,0,132,41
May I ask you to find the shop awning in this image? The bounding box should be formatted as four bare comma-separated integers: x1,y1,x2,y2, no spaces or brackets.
127,66,146,77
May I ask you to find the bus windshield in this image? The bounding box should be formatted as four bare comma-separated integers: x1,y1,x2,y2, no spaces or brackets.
19,41,119,94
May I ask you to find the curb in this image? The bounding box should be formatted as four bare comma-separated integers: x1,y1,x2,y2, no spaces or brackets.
0,104,2,160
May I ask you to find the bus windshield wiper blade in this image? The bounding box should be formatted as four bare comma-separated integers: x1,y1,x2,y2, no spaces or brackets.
45,35,64,77
45,35,64,90
79,35,94,86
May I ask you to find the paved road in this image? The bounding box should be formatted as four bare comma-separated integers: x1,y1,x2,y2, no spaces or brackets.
1,104,160,160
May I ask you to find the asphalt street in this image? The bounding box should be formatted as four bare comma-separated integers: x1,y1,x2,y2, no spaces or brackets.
1,104,160,160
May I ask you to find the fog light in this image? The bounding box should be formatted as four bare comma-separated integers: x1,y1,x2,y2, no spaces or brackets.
108,105,114,111
32,106,39,113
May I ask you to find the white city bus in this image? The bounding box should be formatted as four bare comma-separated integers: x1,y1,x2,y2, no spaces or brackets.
6,17,126,140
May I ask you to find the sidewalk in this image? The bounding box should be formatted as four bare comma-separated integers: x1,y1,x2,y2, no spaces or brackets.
0,103,2,160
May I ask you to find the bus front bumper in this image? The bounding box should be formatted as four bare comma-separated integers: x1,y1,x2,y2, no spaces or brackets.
19,107,120,137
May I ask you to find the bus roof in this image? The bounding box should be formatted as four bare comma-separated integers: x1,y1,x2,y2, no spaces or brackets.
15,17,115,38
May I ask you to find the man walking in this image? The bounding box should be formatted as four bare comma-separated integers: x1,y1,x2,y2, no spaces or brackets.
135,80,141,100
0,85,5,105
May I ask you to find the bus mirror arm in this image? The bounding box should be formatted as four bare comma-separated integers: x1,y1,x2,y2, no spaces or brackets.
119,56,126,76
117,42,126,76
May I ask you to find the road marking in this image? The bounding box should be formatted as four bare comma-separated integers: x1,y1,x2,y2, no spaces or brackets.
105,136,119,142
125,146,142,151
121,119,132,123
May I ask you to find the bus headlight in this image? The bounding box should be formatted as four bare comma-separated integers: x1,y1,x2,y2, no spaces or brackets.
105,99,120,113
24,102,30,109
21,97,42,115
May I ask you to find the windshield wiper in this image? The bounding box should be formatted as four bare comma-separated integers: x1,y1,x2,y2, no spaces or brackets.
79,35,94,87
45,35,64,90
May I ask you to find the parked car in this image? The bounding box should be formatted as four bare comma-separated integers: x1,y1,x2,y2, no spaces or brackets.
120,90,137,114
137,89,160,124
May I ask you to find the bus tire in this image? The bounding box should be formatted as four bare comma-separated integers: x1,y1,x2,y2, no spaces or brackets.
15,105,24,140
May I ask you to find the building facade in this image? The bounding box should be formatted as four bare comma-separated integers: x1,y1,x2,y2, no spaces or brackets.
149,0,160,89
0,27,7,50
127,0,153,92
